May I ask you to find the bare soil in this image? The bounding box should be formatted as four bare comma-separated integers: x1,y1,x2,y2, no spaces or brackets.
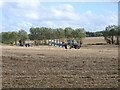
83,37,106,44
1,45,118,88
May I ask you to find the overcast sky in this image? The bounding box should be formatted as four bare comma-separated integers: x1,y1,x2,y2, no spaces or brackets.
0,0,118,32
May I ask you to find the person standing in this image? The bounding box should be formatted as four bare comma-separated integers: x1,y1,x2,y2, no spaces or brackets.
64,42,67,49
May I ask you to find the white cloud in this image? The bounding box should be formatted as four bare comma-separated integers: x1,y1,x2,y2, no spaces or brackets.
64,4,74,11
17,21,33,28
25,12,39,20
53,4,74,12
11,21,33,32
16,0,41,9
51,4,80,21
42,21,56,28
2,1,118,32
43,9,118,31
2,0,41,7
78,10,118,31
52,9,62,16
0,0,3,8
5,0,42,20
15,0,41,20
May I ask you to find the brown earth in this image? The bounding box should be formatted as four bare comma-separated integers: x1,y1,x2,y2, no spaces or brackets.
1,45,119,88
83,37,106,44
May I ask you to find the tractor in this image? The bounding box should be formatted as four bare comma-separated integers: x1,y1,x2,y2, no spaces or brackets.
67,39,81,49
48,39,81,49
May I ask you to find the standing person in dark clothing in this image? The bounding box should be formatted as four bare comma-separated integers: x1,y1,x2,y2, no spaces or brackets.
62,42,64,47
64,42,67,49
25,43,27,47
19,40,23,46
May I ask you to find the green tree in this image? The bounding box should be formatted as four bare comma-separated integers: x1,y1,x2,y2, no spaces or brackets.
0,33,2,43
29,27,86,46
64,27,73,38
1,32,19,45
103,25,120,45
18,29,28,41
29,27,36,40
9,32,19,44
74,28,86,46
75,28,86,38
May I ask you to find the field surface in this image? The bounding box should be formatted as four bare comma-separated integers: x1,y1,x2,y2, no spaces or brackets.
2,45,118,88
83,37,106,44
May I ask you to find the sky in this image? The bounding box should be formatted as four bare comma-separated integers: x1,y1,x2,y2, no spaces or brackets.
0,0,119,33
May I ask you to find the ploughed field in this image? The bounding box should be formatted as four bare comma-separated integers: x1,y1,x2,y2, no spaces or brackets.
2,45,118,88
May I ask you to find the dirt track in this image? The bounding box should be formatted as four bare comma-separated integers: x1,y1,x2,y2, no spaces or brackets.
2,45,118,88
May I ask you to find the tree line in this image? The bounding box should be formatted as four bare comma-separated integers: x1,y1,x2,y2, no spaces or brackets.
0,27,86,45
0,30,28,45
0,25,119,45
86,31,104,37
29,27,86,40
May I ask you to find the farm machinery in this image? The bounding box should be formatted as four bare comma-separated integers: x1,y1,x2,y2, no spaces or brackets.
48,39,81,49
